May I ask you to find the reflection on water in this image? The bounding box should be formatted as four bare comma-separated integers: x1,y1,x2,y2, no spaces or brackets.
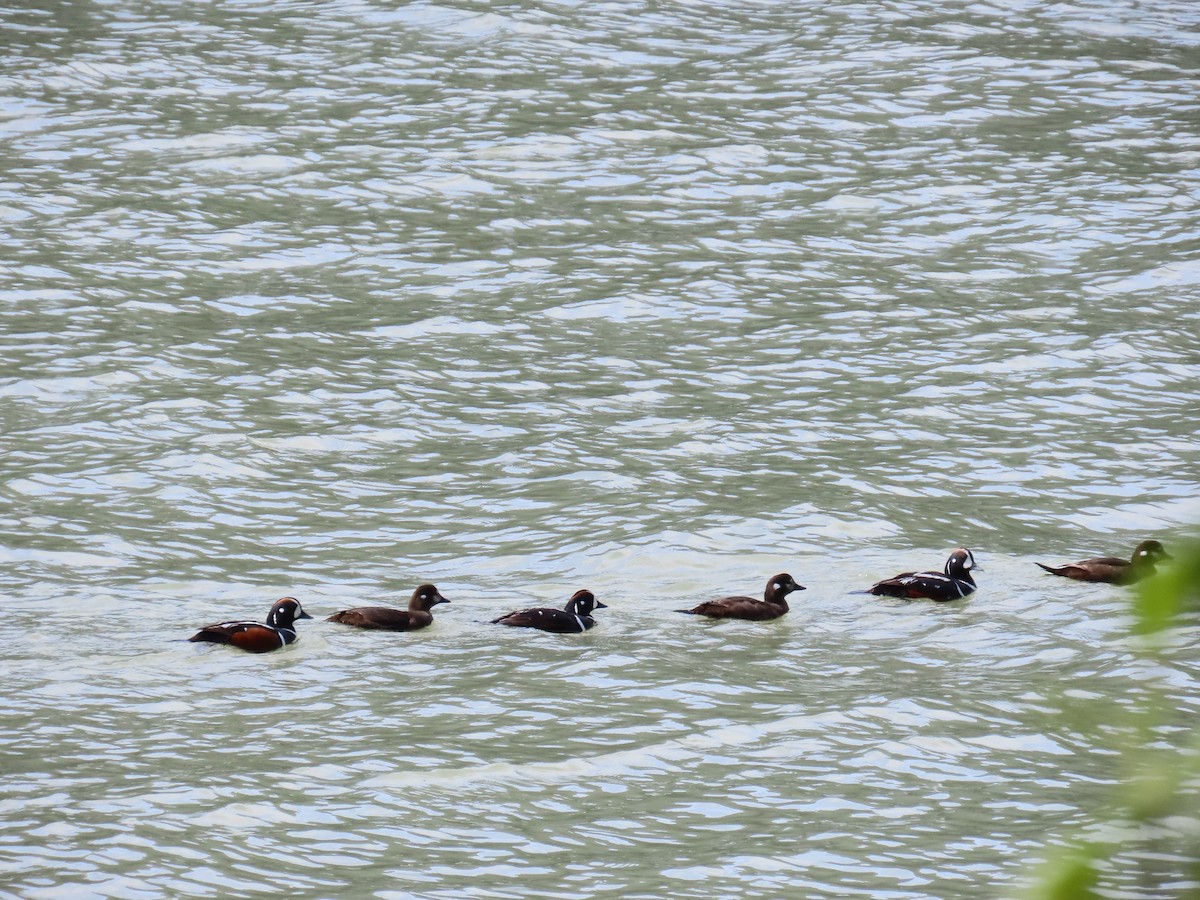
1,0,1198,897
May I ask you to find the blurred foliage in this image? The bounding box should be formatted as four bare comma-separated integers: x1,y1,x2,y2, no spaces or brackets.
1133,540,1200,639
1025,538,1200,900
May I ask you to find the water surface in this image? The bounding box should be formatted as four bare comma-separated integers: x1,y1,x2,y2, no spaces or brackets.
2,1,1199,897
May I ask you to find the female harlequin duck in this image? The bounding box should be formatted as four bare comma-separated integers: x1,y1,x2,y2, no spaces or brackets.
1036,540,1170,584
327,583,449,631
189,597,312,653
865,548,979,601
677,573,805,620
492,589,606,633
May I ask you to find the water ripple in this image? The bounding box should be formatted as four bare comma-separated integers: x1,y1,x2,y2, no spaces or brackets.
2,0,1199,896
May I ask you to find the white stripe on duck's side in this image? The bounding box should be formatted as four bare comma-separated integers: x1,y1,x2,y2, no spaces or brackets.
923,572,967,597
575,615,585,631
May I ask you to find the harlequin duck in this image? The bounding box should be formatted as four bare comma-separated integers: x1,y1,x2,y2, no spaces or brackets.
189,597,312,652
677,573,805,620
1036,540,1170,584
865,548,979,601
327,584,449,631
492,589,606,633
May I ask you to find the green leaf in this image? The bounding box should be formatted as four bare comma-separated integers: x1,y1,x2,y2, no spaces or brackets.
1132,539,1200,638
1027,851,1101,900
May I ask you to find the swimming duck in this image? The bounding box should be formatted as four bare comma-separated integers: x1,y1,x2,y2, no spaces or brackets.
327,583,449,631
188,597,312,652
1036,540,1170,584
492,589,606,633
677,573,805,620
865,548,979,601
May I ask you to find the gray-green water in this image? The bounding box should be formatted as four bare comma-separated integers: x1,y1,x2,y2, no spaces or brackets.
3,1,1199,897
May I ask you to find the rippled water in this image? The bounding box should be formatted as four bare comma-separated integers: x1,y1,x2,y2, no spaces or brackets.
2,0,1199,897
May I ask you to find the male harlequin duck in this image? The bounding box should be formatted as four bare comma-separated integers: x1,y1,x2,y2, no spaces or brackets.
1036,540,1170,584
327,584,449,631
492,589,606,633
865,548,979,601
189,597,312,653
677,573,805,620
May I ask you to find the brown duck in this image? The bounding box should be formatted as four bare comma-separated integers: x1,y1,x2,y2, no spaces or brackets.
677,574,805,620
327,584,449,631
1036,540,1170,584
